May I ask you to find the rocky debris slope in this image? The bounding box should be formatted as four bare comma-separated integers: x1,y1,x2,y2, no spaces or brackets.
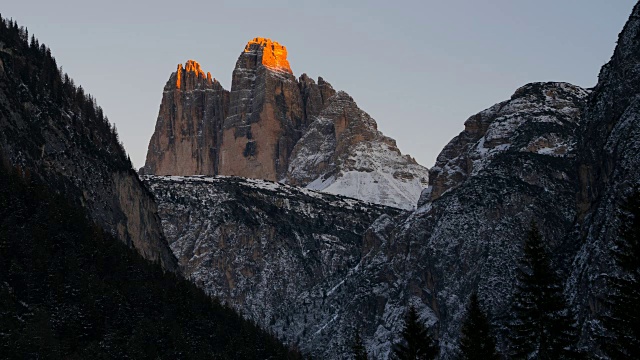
568,1,640,348
142,60,228,176
142,38,428,209
142,175,404,358
0,31,178,271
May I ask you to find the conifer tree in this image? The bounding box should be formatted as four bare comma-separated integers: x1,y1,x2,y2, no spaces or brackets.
508,222,580,359
392,306,438,360
459,292,500,360
352,329,368,360
602,191,640,359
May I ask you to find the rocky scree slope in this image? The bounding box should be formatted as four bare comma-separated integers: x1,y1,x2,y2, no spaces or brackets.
142,175,403,358
141,38,428,210
0,26,177,271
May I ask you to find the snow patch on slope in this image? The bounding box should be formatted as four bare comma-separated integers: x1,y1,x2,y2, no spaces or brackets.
305,142,428,210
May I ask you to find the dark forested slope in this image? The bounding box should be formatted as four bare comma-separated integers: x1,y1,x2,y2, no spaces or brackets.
0,164,298,359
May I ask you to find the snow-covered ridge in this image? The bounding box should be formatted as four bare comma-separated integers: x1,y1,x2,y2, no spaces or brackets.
142,174,404,213
304,141,429,210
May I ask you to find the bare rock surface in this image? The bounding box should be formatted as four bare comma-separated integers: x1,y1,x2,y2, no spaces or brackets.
141,60,228,176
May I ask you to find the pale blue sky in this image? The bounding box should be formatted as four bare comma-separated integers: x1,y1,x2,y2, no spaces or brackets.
2,1,636,169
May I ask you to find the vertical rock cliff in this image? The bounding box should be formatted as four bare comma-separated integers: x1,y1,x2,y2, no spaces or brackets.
220,37,305,181
568,1,640,348
142,38,429,209
141,60,229,176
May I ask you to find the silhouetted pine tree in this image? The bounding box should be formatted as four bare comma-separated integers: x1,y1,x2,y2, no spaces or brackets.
392,306,438,360
352,329,368,360
459,292,500,360
601,191,640,359
508,222,581,359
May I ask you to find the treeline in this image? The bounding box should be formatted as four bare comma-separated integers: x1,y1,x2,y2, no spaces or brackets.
0,14,130,171
351,198,640,359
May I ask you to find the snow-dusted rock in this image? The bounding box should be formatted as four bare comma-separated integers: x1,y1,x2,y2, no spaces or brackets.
142,175,403,358
141,60,228,176
569,2,640,349
142,81,589,358
288,91,429,210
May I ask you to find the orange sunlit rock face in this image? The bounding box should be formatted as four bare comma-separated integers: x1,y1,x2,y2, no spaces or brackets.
244,37,292,74
175,60,206,89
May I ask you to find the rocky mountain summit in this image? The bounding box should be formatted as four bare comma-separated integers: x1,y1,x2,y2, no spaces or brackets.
141,37,428,209
143,60,228,176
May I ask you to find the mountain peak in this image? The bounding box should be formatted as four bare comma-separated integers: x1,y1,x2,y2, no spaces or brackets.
243,37,292,74
172,60,216,90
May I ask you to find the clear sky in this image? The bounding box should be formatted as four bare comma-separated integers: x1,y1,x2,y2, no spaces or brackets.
2,1,636,169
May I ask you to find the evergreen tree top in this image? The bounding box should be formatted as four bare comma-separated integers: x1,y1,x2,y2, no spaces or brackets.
392,306,438,360
459,292,500,360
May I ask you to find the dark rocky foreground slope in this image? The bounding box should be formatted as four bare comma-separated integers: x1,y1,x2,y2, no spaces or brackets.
569,1,640,347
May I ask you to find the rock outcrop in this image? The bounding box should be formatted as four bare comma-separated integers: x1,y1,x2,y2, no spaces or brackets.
141,60,229,176
426,82,589,204
220,37,305,181
287,91,429,209
142,38,429,209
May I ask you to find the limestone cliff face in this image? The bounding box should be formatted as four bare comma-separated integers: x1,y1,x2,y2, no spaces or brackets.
298,73,336,120
141,60,228,176
143,38,429,208
220,38,305,181
143,175,402,358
